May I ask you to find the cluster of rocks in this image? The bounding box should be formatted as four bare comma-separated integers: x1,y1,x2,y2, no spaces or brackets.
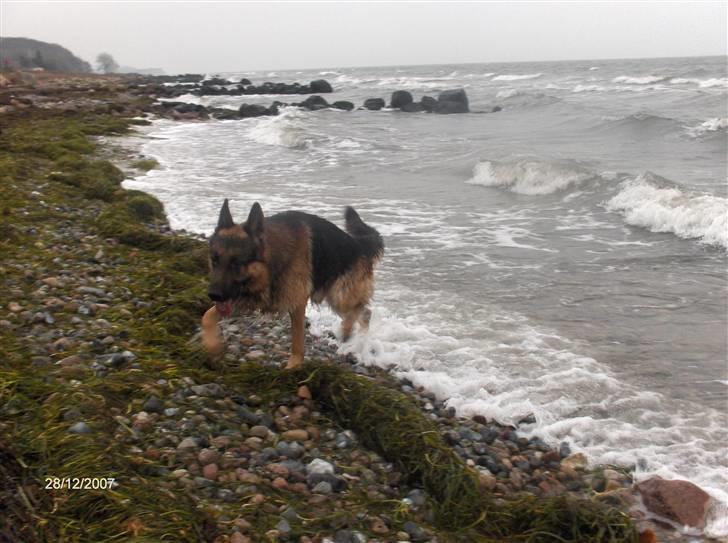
154,87,479,122
366,89,470,114
133,76,334,100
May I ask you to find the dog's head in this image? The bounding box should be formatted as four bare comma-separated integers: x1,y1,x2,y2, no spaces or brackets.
208,199,268,317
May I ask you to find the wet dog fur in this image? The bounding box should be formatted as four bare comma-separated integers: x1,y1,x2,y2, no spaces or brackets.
201,200,384,369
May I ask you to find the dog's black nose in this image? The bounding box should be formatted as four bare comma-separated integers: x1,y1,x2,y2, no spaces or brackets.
208,291,224,302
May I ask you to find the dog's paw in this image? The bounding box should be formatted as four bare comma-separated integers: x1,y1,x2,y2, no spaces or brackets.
202,331,225,359
284,354,304,370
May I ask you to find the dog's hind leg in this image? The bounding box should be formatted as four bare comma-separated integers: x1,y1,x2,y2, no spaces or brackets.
358,306,372,332
285,304,306,370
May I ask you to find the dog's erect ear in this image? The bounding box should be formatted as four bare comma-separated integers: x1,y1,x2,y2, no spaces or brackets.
244,202,264,237
217,199,234,230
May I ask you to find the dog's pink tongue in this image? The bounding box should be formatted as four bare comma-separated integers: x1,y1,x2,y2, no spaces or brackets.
216,301,232,318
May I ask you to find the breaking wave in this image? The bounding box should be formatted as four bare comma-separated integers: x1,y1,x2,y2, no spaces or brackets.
612,75,667,85
492,73,543,81
670,77,728,89
246,107,311,149
606,173,728,249
686,117,728,137
466,159,599,195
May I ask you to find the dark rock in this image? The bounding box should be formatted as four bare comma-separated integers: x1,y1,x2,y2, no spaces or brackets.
402,520,428,542
237,407,261,425
331,101,354,111
309,79,333,93
173,103,206,114
307,472,347,492
300,95,328,110
363,98,385,110
239,78,252,86
211,109,241,120
559,441,571,458
421,96,437,112
636,476,712,529
238,103,270,118
390,90,413,109
492,105,502,112
480,428,498,444
142,396,164,413
434,88,469,114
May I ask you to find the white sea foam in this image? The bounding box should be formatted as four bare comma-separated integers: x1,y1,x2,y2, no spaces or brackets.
686,117,728,137
492,73,543,81
246,107,311,148
605,173,728,249
466,159,598,195
612,75,667,84
306,294,728,538
572,84,606,93
670,77,728,88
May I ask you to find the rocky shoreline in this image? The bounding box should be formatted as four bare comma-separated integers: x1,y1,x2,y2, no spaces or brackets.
0,72,718,542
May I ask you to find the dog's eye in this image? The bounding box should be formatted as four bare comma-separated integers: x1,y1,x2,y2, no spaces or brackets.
229,258,240,268
211,254,220,266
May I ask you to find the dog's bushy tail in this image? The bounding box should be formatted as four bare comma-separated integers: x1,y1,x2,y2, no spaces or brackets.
345,207,384,259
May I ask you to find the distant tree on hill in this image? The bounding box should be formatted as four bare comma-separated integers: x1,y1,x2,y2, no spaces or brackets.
96,53,118,74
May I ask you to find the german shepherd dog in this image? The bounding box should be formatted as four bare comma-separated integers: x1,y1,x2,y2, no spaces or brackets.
201,200,384,369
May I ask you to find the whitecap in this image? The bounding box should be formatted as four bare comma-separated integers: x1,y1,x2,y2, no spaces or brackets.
492,73,543,81
612,75,667,85
605,172,728,249
466,159,598,195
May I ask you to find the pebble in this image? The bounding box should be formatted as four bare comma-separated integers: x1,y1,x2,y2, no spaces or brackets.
282,429,308,441
68,422,92,434
202,463,218,480
306,458,334,475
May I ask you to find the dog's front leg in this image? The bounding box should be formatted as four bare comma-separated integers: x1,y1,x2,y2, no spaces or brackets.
201,306,224,358
285,304,306,369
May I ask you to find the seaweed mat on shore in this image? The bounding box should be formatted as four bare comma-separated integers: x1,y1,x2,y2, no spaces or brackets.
235,361,638,543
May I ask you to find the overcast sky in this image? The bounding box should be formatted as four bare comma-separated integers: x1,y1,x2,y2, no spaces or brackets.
1,1,726,73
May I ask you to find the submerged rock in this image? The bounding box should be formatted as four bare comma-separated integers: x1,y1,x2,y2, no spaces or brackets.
363,98,385,110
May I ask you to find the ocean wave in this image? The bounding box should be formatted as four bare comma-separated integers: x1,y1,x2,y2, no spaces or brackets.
492,73,543,81
605,172,728,249
686,117,728,137
572,84,606,93
246,107,311,149
597,112,680,134
612,75,667,85
493,89,560,107
670,77,728,88
466,159,598,195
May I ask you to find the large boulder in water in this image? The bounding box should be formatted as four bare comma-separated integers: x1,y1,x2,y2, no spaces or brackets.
421,96,437,112
434,89,469,114
299,95,329,110
363,98,385,110
331,101,354,111
390,90,413,109
239,103,270,118
635,477,712,529
310,79,333,93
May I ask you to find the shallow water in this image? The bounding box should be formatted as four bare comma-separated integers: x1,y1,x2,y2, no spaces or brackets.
125,55,728,536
